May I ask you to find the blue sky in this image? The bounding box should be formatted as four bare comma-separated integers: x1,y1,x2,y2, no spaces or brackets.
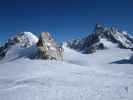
0,0,133,43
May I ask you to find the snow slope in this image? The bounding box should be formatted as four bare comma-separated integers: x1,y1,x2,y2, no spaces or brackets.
0,46,133,100
99,38,117,48
14,32,38,47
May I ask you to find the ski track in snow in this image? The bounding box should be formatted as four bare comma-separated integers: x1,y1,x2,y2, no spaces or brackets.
0,47,133,100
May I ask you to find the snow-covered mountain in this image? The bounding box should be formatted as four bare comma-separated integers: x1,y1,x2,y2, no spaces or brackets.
67,24,133,53
0,26,133,100
0,32,63,61
1,25,133,60
0,32,38,59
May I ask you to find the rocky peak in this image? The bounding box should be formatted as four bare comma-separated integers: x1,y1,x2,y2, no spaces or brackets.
93,24,133,49
94,24,106,34
67,24,133,54
36,32,63,60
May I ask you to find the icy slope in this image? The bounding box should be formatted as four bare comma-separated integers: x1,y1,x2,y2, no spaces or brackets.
1,45,38,63
0,46,133,100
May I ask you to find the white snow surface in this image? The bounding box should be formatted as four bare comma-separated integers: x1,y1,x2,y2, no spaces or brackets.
111,31,133,48
16,32,38,47
122,31,128,35
2,45,37,62
100,38,117,48
0,45,133,100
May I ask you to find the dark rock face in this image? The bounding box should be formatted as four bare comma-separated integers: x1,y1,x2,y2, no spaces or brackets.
36,32,63,60
0,36,20,58
67,24,133,54
130,55,133,62
0,46,6,59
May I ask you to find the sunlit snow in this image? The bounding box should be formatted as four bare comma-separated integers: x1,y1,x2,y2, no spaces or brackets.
0,45,133,100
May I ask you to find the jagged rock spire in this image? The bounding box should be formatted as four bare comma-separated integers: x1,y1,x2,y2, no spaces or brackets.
36,32,63,60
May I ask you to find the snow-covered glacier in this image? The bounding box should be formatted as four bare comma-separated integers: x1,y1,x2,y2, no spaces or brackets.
0,45,133,100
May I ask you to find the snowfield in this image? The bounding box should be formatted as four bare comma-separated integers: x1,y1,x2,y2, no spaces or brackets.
0,46,133,100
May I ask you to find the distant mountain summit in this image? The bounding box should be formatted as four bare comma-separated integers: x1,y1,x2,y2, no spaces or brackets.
66,24,133,53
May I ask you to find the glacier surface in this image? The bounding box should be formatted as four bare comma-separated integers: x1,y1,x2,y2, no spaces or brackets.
0,46,133,100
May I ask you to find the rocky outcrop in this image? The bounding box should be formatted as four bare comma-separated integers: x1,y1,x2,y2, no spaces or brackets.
67,24,133,54
36,32,63,60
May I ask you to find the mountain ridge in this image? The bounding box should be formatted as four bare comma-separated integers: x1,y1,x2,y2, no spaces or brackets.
66,24,133,54
0,24,133,60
